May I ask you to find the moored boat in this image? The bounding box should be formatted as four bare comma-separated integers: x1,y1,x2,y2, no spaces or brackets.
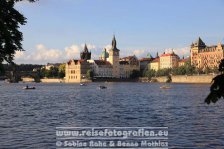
23,86,36,90
80,83,87,86
98,86,107,89
160,85,171,89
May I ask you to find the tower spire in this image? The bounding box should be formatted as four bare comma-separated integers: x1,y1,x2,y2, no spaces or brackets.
112,35,117,49
84,43,88,52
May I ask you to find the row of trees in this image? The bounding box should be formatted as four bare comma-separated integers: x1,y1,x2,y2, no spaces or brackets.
143,60,219,78
40,64,65,78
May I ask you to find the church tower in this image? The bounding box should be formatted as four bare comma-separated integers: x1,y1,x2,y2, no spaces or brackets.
80,44,91,60
190,37,206,67
108,35,120,78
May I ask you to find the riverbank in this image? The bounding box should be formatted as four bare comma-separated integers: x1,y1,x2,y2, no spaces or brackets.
5,74,216,84
139,74,215,84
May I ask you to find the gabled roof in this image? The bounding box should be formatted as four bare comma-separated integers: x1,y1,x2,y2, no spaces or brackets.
160,53,178,57
67,59,86,65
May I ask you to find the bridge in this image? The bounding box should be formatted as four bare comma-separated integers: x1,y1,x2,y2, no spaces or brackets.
4,70,40,83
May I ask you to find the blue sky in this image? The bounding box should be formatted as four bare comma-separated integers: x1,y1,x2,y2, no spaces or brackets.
15,0,224,64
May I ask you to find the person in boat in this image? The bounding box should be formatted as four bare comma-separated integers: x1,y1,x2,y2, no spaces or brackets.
26,85,28,89
99,86,107,89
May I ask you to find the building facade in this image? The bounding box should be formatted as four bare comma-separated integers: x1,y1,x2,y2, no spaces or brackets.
191,37,224,70
65,60,90,83
65,44,91,83
88,60,113,78
150,58,160,71
178,57,189,67
160,51,179,69
120,55,140,78
139,53,154,73
65,36,140,82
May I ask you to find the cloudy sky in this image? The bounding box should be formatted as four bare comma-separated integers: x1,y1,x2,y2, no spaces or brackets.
14,0,224,64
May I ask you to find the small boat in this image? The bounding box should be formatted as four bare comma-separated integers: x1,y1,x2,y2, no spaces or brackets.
160,85,171,89
23,86,36,90
99,86,107,89
80,83,87,86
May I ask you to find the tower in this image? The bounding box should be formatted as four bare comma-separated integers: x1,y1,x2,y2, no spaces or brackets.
190,37,206,67
80,44,91,60
108,35,120,78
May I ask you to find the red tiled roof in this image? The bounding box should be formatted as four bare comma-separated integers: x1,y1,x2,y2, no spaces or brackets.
151,58,159,63
160,53,178,57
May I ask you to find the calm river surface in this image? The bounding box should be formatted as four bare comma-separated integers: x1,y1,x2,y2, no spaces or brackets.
0,82,224,148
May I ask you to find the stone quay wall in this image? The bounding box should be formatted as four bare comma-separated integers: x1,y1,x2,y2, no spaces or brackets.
139,75,215,83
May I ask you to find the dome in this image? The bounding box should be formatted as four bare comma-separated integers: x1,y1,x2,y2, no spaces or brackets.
101,49,109,58
146,53,153,59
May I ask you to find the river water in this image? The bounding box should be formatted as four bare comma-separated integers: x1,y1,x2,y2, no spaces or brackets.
0,82,224,148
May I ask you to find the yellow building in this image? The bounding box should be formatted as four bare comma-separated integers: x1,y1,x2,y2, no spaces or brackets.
160,51,179,69
191,37,224,70
65,60,90,83
65,44,91,83
150,58,160,71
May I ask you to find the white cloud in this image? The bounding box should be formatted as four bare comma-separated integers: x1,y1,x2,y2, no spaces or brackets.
164,47,190,57
14,43,108,64
132,49,146,57
104,44,112,51
14,43,191,64
64,45,80,59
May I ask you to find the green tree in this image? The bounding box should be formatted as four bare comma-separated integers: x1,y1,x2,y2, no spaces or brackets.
144,69,156,79
184,59,196,75
156,68,171,77
86,69,93,80
172,66,186,75
204,67,211,74
58,63,65,78
0,0,37,64
211,66,219,74
130,70,140,79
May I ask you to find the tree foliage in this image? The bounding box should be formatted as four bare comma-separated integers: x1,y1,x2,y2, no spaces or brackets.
130,70,140,79
86,69,93,80
144,69,156,79
0,0,37,64
205,59,224,104
40,64,65,79
58,63,65,78
156,68,171,77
